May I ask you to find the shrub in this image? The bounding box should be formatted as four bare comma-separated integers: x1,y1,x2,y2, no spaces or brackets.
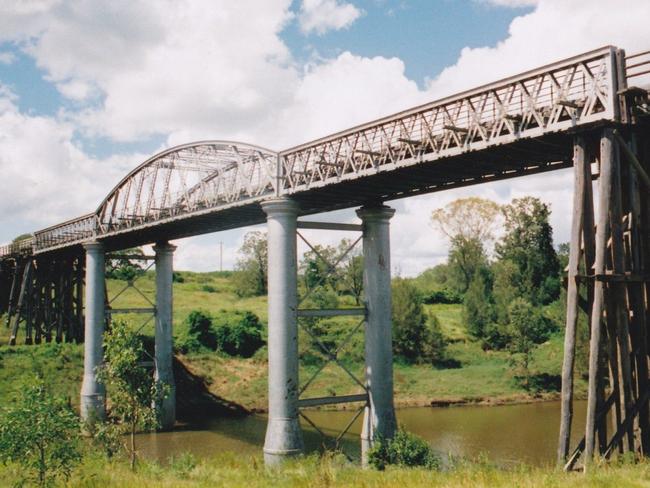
172,272,185,283
176,310,217,353
423,288,462,304
213,311,265,358
0,378,82,486
367,429,441,470
201,284,217,293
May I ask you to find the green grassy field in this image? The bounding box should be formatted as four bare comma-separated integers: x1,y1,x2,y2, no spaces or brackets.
0,271,581,411
1,451,648,488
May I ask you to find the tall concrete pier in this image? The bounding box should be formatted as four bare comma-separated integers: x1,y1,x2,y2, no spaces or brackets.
262,198,304,465
358,205,397,463
154,241,176,430
80,241,106,422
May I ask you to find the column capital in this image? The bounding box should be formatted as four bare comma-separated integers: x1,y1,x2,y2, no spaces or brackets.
261,198,299,217
356,205,395,223
83,240,104,252
153,241,177,254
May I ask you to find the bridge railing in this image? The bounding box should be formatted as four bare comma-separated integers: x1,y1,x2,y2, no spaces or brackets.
32,213,97,253
279,46,619,194
0,237,35,258
625,49,650,83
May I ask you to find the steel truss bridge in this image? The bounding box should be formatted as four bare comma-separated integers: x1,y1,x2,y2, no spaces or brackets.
1,45,650,469
0,45,644,256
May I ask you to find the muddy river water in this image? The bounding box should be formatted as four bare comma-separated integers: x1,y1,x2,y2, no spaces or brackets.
137,400,587,466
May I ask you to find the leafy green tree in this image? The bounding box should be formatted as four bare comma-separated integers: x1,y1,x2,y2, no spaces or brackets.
392,278,447,363
496,197,561,305
431,197,500,293
105,247,146,281
447,235,490,294
97,320,167,470
232,231,268,297
338,239,364,305
507,298,557,387
0,378,81,486
300,243,339,291
462,271,494,339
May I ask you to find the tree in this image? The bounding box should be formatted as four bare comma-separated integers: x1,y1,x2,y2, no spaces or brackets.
392,278,447,363
448,235,489,293
0,378,81,486
97,320,167,470
431,198,500,293
507,298,557,387
300,243,339,291
338,239,364,306
105,247,146,281
232,231,268,297
462,271,494,339
496,197,561,305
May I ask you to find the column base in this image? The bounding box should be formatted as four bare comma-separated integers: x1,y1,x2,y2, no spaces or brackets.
157,385,176,431
263,417,304,465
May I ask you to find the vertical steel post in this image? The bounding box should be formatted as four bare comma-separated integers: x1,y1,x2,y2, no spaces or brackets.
80,241,106,423
262,198,304,465
154,241,176,430
357,205,397,464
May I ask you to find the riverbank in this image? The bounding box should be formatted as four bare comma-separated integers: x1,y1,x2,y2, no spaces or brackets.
0,271,582,412
1,451,647,488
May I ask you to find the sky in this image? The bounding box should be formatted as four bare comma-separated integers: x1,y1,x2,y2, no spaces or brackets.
0,0,648,275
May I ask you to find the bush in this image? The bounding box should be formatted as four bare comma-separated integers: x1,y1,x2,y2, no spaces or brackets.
172,272,185,283
423,288,462,304
213,311,265,358
0,378,82,486
201,284,217,293
367,429,441,470
176,310,217,353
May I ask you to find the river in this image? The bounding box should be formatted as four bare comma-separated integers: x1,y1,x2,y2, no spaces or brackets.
137,400,587,467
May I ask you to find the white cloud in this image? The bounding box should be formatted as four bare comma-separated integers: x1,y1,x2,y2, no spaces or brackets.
298,0,362,35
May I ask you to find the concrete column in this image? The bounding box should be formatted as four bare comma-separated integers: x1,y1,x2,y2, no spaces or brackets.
80,241,106,423
261,197,304,465
154,241,176,430
357,205,397,464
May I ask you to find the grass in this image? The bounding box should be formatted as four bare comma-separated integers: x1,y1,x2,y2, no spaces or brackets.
1,451,649,488
0,270,581,411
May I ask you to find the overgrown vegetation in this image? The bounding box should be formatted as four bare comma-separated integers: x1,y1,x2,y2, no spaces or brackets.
97,320,167,470
0,378,81,486
368,429,441,470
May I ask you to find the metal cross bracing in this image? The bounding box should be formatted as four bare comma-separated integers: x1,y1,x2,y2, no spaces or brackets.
295,222,368,458
1,45,643,260
105,253,157,336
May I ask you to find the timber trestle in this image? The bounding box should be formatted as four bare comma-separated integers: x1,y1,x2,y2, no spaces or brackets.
558,48,650,470
2,252,84,345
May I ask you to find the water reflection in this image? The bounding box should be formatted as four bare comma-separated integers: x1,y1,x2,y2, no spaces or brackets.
137,400,587,467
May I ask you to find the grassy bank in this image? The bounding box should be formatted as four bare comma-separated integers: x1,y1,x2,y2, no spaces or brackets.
1,452,648,488
0,271,583,411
